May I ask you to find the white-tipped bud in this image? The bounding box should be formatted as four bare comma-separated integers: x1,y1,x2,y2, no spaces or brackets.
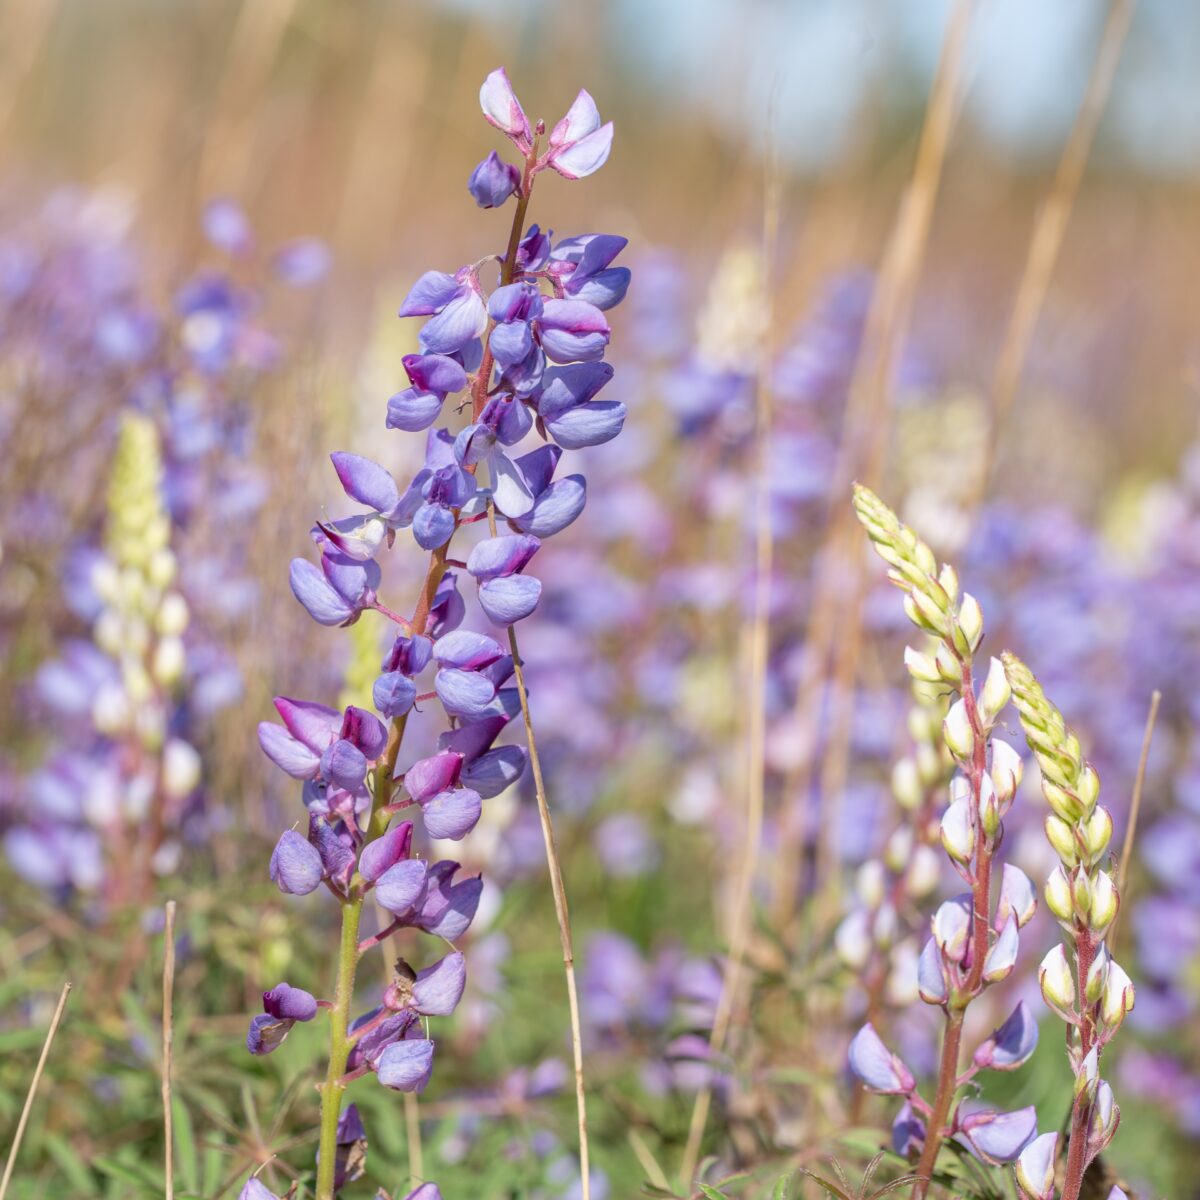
1074,1046,1100,1100
872,902,898,949
1088,1081,1119,1155
908,589,951,636
940,796,975,864
1081,806,1113,864
1042,778,1085,823
906,845,942,900
1044,865,1074,923
856,860,886,909
884,826,913,873
978,657,1011,726
978,774,1001,841
835,911,871,970
1072,870,1093,921
958,592,984,653
95,608,124,656
1045,813,1079,867
156,592,190,637
915,741,944,787
982,916,1019,983
1089,870,1119,932
1086,944,1111,1005
904,645,941,684
943,698,975,761
1101,960,1135,1030
92,682,131,735
163,738,202,798
989,739,1024,808
937,563,959,604
932,898,971,964
1039,944,1076,1015
891,757,922,811
935,642,963,685
152,636,187,687
1015,1131,1058,1200
1077,764,1100,813
147,546,177,589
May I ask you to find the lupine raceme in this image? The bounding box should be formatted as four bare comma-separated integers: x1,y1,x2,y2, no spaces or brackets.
245,67,625,1200
847,486,1041,1197
1002,653,1135,1200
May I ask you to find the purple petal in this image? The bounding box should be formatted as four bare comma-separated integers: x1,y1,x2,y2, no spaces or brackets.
340,706,388,759
375,859,429,914
387,388,445,433
330,452,400,513
269,830,324,895
385,634,434,676
512,475,586,537
433,630,506,670
273,239,330,287
399,271,461,317
462,745,527,798
422,787,483,841
274,696,342,751
262,982,318,1022
567,265,631,311
544,400,625,450
489,450,537,518
412,502,456,551
974,1001,1038,1071
549,89,601,147
959,1105,1038,1164
246,1013,292,1057
538,362,613,419
412,952,467,1016
203,200,253,256
892,1100,926,1157
404,751,465,803
1016,1131,1058,1200
290,558,353,625
435,668,497,717
258,723,319,779
415,862,482,940
374,672,417,718
376,1038,435,1092
321,738,369,791
466,534,540,581
420,289,487,355
848,1023,914,1094
512,444,561,497
359,822,414,882
489,318,534,368
478,575,542,625
468,150,520,208
403,353,469,397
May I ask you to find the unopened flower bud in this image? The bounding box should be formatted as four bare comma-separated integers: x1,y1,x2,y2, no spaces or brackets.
835,911,871,970
979,657,1011,726
1101,960,1135,1030
884,826,913,873
935,642,963,685
1074,1046,1100,1100
1045,814,1079,867
856,860,886,909
147,547,177,589
163,738,202,798
906,845,941,899
943,699,974,761
891,757,921,810
957,592,983,653
938,563,959,604
906,589,950,637
1072,870,1093,921
933,898,971,965
1077,764,1100,814
990,739,1023,807
1081,805,1112,864
1088,1081,1119,1155
153,636,187,686
978,775,1001,842
156,592,190,636
1039,944,1075,1014
1044,865,1074,923
1042,779,1084,823
904,645,940,684
915,740,943,786
1015,1131,1057,1200
1089,870,1119,932
982,916,1019,983
1086,945,1111,1005
940,796,974,863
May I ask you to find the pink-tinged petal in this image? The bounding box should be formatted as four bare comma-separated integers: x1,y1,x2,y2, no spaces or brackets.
330,452,400,513
376,1038,434,1092
479,67,530,144
959,1106,1038,1165
1015,1131,1057,1200
848,1023,914,1094
359,821,414,882
548,122,613,180
269,830,324,895
398,271,461,317
290,558,354,626
421,787,482,841
478,575,542,626
466,534,541,581
549,88,601,148
412,952,467,1016
273,697,341,752
340,706,387,759
404,751,465,803
974,1000,1038,1071
432,630,506,670
375,859,428,914
403,353,468,396
258,722,320,779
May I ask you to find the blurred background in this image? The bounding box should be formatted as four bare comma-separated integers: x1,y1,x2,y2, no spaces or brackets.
2,1,1200,1197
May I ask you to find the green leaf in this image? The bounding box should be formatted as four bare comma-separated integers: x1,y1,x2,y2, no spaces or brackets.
173,1094,199,1194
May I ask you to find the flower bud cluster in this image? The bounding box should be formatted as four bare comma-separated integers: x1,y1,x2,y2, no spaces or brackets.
1003,653,1134,1195
847,490,1039,1174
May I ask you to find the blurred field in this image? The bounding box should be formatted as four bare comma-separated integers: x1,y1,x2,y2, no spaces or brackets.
2,2,1200,1198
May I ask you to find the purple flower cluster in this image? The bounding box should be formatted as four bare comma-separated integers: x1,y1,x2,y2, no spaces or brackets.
245,67,627,1199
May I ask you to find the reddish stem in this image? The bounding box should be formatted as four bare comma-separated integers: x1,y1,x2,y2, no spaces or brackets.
1060,928,1097,1200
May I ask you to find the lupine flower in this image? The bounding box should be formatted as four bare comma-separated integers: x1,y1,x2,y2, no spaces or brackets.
246,982,318,1055
469,151,521,209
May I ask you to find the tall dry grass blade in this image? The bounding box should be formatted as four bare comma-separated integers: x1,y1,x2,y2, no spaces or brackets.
974,0,1135,503
162,901,178,1200
0,981,72,1200
769,0,975,934
679,122,781,1191
1112,689,1161,946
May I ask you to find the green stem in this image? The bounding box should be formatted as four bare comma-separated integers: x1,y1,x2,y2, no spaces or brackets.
315,897,363,1200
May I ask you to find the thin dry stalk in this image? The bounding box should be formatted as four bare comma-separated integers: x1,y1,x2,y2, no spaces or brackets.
1112,689,1161,945
162,901,178,1200
0,981,72,1200
679,140,781,1190
769,0,975,931
974,0,1135,502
